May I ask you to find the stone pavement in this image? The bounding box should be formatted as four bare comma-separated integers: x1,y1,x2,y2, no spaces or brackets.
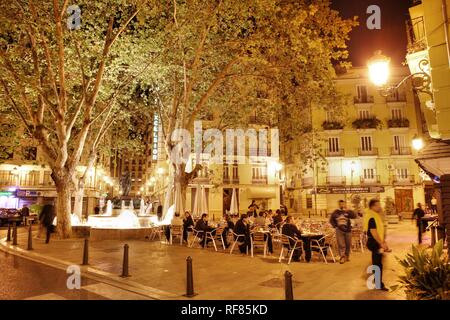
0,220,427,300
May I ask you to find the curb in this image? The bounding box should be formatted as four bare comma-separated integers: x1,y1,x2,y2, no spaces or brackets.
0,237,181,300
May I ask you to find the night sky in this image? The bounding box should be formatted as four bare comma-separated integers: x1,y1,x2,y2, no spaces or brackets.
331,0,414,67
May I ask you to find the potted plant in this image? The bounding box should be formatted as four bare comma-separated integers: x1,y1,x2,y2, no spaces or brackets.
322,120,344,130
352,117,382,130
392,240,449,300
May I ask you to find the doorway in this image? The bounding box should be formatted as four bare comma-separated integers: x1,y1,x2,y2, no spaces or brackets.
394,189,414,215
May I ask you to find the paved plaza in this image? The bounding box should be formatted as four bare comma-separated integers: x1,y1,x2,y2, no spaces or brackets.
0,220,428,300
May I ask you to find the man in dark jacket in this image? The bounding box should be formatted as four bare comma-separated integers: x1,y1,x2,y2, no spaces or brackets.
329,200,356,264
273,209,283,229
234,214,250,254
281,216,303,261
412,203,426,244
194,213,214,247
182,211,194,244
39,204,56,244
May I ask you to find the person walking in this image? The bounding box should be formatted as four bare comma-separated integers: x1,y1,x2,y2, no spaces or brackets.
329,200,357,264
39,204,56,244
412,203,426,244
364,199,390,291
182,211,194,244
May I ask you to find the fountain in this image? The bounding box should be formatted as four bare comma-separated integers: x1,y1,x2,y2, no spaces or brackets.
130,199,134,211
104,200,113,216
139,199,146,216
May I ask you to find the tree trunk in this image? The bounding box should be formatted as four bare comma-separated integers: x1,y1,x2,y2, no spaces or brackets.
55,182,72,239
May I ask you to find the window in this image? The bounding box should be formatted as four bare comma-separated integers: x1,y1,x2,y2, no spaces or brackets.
359,109,371,119
328,137,340,153
391,108,403,119
396,168,409,179
232,165,238,179
252,166,267,180
306,196,313,209
363,168,376,179
357,85,368,101
223,166,230,179
393,135,406,150
360,136,373,151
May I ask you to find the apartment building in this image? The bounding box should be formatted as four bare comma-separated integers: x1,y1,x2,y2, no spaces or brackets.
147,115,281,218
406,0,450,243
283,66,426,215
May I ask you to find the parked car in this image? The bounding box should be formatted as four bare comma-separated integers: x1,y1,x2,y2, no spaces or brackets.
0,208,22,227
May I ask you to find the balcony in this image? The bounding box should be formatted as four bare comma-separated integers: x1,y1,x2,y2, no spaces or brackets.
192,176,210,184
301,177,314,187
353,96,374,104
387,118,410,129
325,149,345,157
358,148,379,156
386,94,407,103
252,177,268,184
392,175,416,185
352,118,382,130
360,175,381,185
223,177,240,184
391,147,412,156
326,176,346,186
322,121,344,131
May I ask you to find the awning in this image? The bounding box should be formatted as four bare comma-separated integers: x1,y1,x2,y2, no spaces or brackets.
415,139,450,177
247,186,277,199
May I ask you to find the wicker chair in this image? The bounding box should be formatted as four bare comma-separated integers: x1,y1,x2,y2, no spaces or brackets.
250,231,268,257
278,234,303,264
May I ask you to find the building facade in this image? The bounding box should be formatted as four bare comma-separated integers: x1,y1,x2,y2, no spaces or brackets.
406,0,450,244
283,66,426,216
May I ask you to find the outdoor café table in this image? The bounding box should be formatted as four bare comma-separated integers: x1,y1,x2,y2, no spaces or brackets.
300,232,325,262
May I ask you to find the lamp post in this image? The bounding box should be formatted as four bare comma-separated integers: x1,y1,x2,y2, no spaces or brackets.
368,50,433,100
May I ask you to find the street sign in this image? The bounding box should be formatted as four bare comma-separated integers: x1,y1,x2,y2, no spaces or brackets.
314,186,385,194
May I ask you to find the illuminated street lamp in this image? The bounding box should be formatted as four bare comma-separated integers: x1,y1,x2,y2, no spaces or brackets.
412,135,425,151
368,50,390,87
368,50,433,100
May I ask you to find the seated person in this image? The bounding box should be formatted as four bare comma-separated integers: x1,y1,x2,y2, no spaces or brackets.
281,216,303,262
273,210,284,230
254,211,266,228
165,212,184,241
222,214,234,248
233,214,251,254
194,213,214,247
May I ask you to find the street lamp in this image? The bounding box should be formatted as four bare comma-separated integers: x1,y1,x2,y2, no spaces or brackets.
412,135,425,151
368,50,433,100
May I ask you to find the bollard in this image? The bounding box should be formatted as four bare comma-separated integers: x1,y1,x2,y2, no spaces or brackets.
284,271,294,300
120,244,130,277
82,238,89,265
12,222,18,245
27,223,33,250
6,223,11,242
184,256,197,297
